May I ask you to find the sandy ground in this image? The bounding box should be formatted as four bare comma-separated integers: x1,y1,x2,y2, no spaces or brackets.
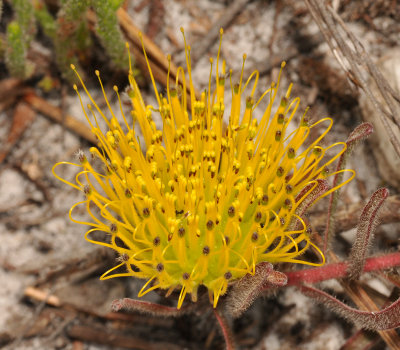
1,0,400,349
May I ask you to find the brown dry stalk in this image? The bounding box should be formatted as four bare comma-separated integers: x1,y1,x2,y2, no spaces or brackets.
116,8,176,78
0,102,36,163
67,324,183,350
304,0,400,158
115,8,199,100
312,195,400,234
24,286,61,307
0,78,23,101
190,0,252,63
24,93,97,144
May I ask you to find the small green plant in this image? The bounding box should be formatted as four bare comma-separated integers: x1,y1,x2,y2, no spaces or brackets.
54,0,91,81
5,0,35,78
92,0,128,69
4,0,128,81
5,21,27,78
33,1,56,39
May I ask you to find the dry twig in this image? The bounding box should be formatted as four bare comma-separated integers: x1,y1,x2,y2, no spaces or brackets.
0,102,36,163
24,93,97,144
304,0,400,157
190,0,252,63
312,195,400,234
67,324,187,350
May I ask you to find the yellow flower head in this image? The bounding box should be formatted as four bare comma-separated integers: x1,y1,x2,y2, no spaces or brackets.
54,29,354,309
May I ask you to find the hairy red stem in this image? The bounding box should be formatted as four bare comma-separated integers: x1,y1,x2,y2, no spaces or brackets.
323,123,374,253
282,252,400,287
347,188,389,279
111,298,192,317
213,309,236,350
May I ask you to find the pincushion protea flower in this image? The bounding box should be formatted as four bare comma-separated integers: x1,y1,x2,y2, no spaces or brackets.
53,28,354,310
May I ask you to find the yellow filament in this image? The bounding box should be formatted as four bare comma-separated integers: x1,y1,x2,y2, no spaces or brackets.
56,33,355,310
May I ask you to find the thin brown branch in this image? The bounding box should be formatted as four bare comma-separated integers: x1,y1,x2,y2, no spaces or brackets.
312,195,400,234
23,92,97,144
0,102,36,164
0,78,23,102
190,0,252,63
327,6,400,115
116,7,176,79
340,329,381,350
24,287,61,307
113,8,199,100
304,0,400,158
67,324,184,350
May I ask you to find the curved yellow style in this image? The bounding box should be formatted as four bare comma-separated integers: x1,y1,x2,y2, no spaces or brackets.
53,28,354,309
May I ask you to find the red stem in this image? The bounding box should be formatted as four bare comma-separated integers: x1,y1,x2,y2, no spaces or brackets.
213,309,235,350
281,252,400,287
